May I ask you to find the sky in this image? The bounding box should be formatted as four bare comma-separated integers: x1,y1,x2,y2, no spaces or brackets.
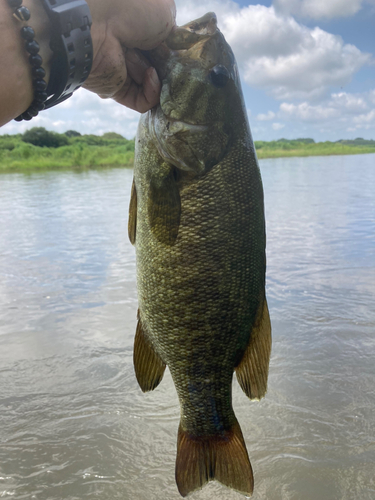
2,0,375,142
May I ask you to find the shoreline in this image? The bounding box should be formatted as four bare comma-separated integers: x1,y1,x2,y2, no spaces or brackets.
1,149,374,173
256,148,375,160
1,130,374,172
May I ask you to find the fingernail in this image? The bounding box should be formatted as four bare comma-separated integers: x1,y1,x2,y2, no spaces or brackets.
150,67,159,87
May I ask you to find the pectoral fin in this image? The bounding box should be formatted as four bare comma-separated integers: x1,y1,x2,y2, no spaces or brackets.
128,178,137,245
148,167,181,246
235,298,271,400
133,313,166,392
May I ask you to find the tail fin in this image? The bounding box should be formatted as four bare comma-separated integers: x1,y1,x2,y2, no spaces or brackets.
175,420,254,497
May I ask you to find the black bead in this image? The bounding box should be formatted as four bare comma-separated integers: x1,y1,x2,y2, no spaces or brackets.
22,112,33,121
32,66,46,79
14,6,30,21
21,26,35,41
14,115,23,122
29,54,42,67
34,91,48,102
25,40,40,55
8,0,22,8
33,101,45,111
35,79,47,91
27,107,39,118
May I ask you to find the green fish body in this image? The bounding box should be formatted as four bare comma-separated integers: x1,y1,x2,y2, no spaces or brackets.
129,12,271,497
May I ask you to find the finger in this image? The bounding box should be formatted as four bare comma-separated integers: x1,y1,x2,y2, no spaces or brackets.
142,66,161,109
125,49,153,86
114,67,160,113
109,0,176,50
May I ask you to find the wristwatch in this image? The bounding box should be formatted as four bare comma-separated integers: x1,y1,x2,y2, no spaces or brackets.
41,0,93,109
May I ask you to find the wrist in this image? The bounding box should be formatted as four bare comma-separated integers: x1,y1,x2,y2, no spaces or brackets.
24,0,53,77
1,0,52,125
14,0,93,120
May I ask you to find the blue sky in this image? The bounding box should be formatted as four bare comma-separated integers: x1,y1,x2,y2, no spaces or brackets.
2,0,374,142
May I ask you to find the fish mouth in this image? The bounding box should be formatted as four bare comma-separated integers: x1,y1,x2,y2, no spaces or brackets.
163,115,209,133
160,98,210,131
153,106,211,138
149,108,210,173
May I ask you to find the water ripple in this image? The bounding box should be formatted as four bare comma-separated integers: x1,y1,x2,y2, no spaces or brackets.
1,157,375,499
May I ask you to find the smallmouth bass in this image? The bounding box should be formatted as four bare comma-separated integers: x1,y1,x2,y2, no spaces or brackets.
128,12,271,497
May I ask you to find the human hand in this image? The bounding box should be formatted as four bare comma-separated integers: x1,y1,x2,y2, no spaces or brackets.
84,0,176,113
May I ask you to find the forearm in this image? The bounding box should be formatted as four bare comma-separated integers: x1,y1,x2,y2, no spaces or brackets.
0,0,52,126
0,0,176,126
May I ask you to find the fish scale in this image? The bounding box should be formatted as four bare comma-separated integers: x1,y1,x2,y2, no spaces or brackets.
129,12,271,498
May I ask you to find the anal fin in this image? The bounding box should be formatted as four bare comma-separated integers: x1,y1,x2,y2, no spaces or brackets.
236,298,272,400
133,314,166,392
176,419,254,497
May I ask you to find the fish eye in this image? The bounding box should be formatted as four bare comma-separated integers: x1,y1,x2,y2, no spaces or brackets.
209,65,230,88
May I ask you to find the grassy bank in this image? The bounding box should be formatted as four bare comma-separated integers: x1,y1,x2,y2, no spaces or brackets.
0,130,135,172
255,138,375,159
1,130,374,171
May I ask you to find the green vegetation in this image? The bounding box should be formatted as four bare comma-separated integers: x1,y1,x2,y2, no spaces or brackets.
254,138,375,159
0,128,135,171
22,127,69,148
0,129,374,172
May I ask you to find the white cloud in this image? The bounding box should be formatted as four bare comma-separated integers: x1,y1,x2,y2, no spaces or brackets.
278,90,375,133
272,122,285,130
273,0,363,19
223,7,371,101
353,110,375,125
1,89,140,138
280,102,340,122
279,91,372,122
330,92,368,113
175,0,240,25
369,90,375,105
176,2,371,102
257,111,276,121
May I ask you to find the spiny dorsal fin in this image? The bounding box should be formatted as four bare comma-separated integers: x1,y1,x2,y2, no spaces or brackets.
133,314,166,392
148,167,180,246
235,298,271,400
128,178,137,245
176,419,254,497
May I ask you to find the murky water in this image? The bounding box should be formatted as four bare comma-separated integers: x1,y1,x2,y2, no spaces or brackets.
1,154,374,500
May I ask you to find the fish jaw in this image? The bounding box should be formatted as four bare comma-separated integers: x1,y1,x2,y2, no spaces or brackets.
148,107,207,174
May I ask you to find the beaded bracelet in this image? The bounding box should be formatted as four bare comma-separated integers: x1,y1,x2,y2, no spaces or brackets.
8,0,48,121
9,0,92,122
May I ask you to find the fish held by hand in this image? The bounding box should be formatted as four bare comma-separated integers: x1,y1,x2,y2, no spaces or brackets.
129,12,271,498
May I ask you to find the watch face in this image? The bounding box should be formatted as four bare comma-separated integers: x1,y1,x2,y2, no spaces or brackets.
40,0,93,108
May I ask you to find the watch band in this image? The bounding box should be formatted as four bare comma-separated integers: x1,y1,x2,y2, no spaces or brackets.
40,0,93,109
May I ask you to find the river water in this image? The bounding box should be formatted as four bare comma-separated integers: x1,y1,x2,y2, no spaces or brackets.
0,154,374,500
